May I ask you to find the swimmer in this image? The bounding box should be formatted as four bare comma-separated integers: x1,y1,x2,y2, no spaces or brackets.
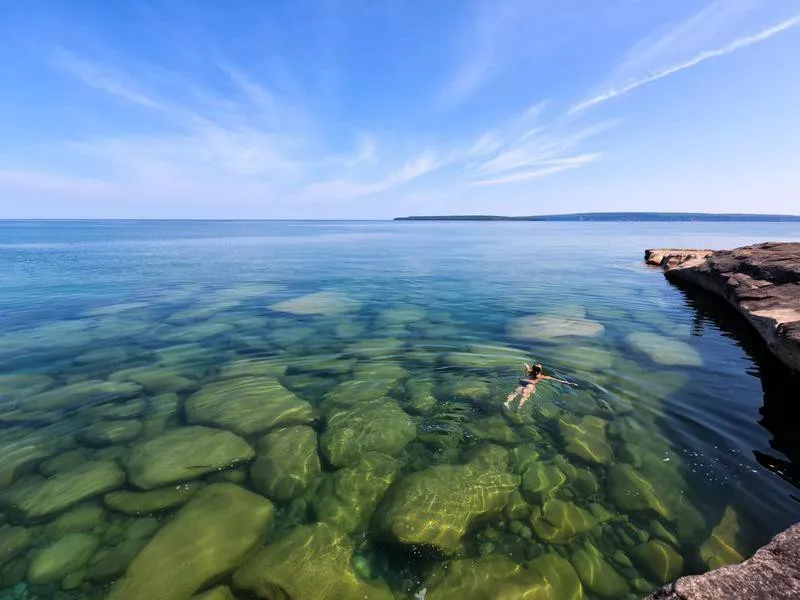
504,362,576,412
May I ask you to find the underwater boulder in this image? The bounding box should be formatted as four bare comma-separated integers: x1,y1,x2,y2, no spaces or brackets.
250,426,321,502
217,358,287,380
699,506,744,570
558,414,613,465
24,380,142,412
508,315,605,342
185,377,314,437
374,452,519,553
310,452,400,533
269,291,361,316
233,522,392,600
401,379,438,413
530,498,597,544
192,587,236,600
627,332,703,367
109,366,196,394
108,483,273,600
77,419,143,447
606,463,671,519
0,527,30,568
1,460,125,522
570,541,630,599
27,532,99,585
320,401,415,467
104,482,202,515
632,539,684,584
520,461,567,503
44,504,105,538
126,426,254,490
467,414,521,445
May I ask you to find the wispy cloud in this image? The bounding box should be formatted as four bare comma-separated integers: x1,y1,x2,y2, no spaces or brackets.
470,154,601,186
571,8,800,114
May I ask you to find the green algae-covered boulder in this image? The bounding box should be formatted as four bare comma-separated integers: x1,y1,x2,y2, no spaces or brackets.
699,506,744,570
401,379,437,413
375,305,426,326
0,527,30,568
251,426,321,502
0,374,53,404
344,338,406,359
86,538,147,583
85,398,147,420
467,414,521,445
321,379,398,410
425,554,586,600
217,359,287,380
437,377,491,404
374,456,519,553
1,461,125,522
530,498,597,544
320,401,415,467
186,377,314,436
521,462,567,503
108,483,273,600
310,452,400,533
192,586,236,600
549,345,615,371
24,380,142,412
558,415,613,465
606,463,670,519
44,504,105,538
27,532,99,584
109,366,196,394
126,426,254,490
570,541,629,599
104,481,202,515
627,332,702,367
233,522,391,600
631,539,684,584
77,419,143,447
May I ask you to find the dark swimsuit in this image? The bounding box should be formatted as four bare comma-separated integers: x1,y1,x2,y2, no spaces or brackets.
519,379,533,387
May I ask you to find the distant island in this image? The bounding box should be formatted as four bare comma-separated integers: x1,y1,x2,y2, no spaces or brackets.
394,212,800,222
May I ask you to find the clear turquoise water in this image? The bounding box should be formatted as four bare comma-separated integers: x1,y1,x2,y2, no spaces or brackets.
0,220,799,600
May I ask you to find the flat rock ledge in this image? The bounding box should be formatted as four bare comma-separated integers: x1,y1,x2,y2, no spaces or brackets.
645,522,800,600
645,242,800,374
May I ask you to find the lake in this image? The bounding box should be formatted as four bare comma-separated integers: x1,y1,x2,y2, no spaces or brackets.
1,220,799,600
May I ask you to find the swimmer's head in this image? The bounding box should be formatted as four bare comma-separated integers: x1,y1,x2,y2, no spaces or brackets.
525,362,543,377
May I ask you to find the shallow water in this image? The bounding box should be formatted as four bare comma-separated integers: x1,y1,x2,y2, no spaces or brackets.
1,220,799,600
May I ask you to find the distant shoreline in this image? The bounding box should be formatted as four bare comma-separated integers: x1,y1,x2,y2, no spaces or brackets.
394,212,800,222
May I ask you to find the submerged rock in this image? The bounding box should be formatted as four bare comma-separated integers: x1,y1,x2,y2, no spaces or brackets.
86,538,147,583
699,506,744,570
269,291,361,316
344,338,405,359
217,359,287,380
322,379,400,409
520,462,567,503
606,463,670,519
251,426,321,502
0,374,53,404
24,380,142,412
530,498,597,544
402,379,438,413
632,539,684,584
467,414,521,445
559,415,613,465
425,554,585,600
310,452,400,533
570,541,629,599
126,426,254,490
548,345,615,371
77,419,143,447
85,398,147,420
110,366,196,394
44,504,105,538
508,314,605,341
0,433,62,489
186,377,314,436
374,451,519,553
27,533,99,584
104,482,202,515
192,586,236,600
234,522,391,600
627,332,703,367
108,483,273,600
0,527,30,568
320,401,415,467
1,461,125,522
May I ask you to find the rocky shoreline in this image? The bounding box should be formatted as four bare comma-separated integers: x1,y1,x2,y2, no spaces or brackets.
645,242,800,374
644,242,800,599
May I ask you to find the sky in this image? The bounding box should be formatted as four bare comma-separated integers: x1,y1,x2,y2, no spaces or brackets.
1,0,799,219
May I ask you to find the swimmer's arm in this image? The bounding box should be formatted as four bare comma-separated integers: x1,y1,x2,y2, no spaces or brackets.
542,375,577,387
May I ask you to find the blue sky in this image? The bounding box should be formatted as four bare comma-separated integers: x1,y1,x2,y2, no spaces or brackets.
1,0,799,218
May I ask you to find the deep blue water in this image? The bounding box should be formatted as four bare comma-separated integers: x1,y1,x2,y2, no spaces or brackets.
1,220,799,600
